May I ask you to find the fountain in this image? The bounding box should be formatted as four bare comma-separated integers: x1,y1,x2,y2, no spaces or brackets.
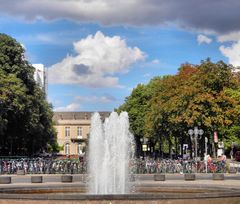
88,111,135,194
0,112,239,204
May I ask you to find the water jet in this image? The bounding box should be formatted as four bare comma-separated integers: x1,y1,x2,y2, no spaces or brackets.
88,111,135,194
0,112,239,203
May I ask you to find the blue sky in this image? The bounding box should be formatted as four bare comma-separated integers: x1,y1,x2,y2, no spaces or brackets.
1,0,240,112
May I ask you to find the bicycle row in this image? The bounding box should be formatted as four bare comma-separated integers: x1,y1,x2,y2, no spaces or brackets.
0,157,238,174
131,158,232,174
0,158,87,174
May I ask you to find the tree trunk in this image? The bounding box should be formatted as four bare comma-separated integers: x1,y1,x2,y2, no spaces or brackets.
181,136,184,158
135,135,141,158
175,135,178,158
168,136,172,159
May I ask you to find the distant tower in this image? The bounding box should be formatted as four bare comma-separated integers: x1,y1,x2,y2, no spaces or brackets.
32,64,48,96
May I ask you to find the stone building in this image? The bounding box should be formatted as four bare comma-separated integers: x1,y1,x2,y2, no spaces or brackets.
32,64,47,94
53,112,110,156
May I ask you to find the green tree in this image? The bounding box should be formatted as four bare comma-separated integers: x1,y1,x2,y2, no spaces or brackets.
117,78,161,156
0,33,58,156
220,85,240,150
119,59,240,158
117,83,150,156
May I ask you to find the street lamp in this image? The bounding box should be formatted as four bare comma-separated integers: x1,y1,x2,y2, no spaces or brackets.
140,137,149,159
188,127,204,160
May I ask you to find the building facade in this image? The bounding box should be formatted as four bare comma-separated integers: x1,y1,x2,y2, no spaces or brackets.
32,64,47,94
53,112,110,156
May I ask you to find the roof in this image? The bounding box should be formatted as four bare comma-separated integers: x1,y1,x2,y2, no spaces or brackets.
53,111,111,122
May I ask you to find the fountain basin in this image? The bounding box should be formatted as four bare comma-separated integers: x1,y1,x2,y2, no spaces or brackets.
0,183,239,204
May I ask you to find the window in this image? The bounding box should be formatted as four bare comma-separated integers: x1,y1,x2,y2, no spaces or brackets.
77,143,82,155
77,127,82,138
65,143,70,155
65,127,70,137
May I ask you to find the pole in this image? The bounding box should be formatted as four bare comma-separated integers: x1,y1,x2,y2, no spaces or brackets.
205,137,208,173
195,135,197,160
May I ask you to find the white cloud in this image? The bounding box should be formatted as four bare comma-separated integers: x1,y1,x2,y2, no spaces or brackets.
53,94,116,111
218,31,240,42
218,31,240,67
197,34,212,45
35,33,56,44
219,41,240,67
54,103,81,111
48,31,145,87
20,43,26,49
151,59,160,64
127,87,134,92
75,95,116,104
143,73,151,77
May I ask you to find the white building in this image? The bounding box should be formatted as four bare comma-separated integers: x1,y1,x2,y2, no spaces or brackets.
32,64,47,94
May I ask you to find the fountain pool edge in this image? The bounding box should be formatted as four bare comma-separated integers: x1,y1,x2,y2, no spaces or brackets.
0,182,240,204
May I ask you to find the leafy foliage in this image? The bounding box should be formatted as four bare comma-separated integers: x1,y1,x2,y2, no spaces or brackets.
0,33,58,156
118,60,240,157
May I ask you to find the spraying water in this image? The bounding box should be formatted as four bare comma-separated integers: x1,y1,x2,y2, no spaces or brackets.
88,112,135,194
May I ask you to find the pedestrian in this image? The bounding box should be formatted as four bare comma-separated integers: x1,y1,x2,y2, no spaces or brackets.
230,150,233,160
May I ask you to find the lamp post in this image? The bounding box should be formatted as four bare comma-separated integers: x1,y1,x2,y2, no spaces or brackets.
205,137,208,173
188,127,204,160
140,137,148,159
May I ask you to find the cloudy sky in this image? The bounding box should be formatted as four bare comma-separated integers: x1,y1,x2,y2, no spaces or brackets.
1,0,240,111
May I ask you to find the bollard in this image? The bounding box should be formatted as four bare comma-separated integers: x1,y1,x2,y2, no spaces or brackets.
154,174,165,181
212,173,224,180
184,173,196,181
31,176,43,183
0,177,11,184
61,175,73,183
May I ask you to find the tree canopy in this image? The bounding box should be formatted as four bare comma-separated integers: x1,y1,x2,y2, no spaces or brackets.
117,60,240,157
0,33,57,156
